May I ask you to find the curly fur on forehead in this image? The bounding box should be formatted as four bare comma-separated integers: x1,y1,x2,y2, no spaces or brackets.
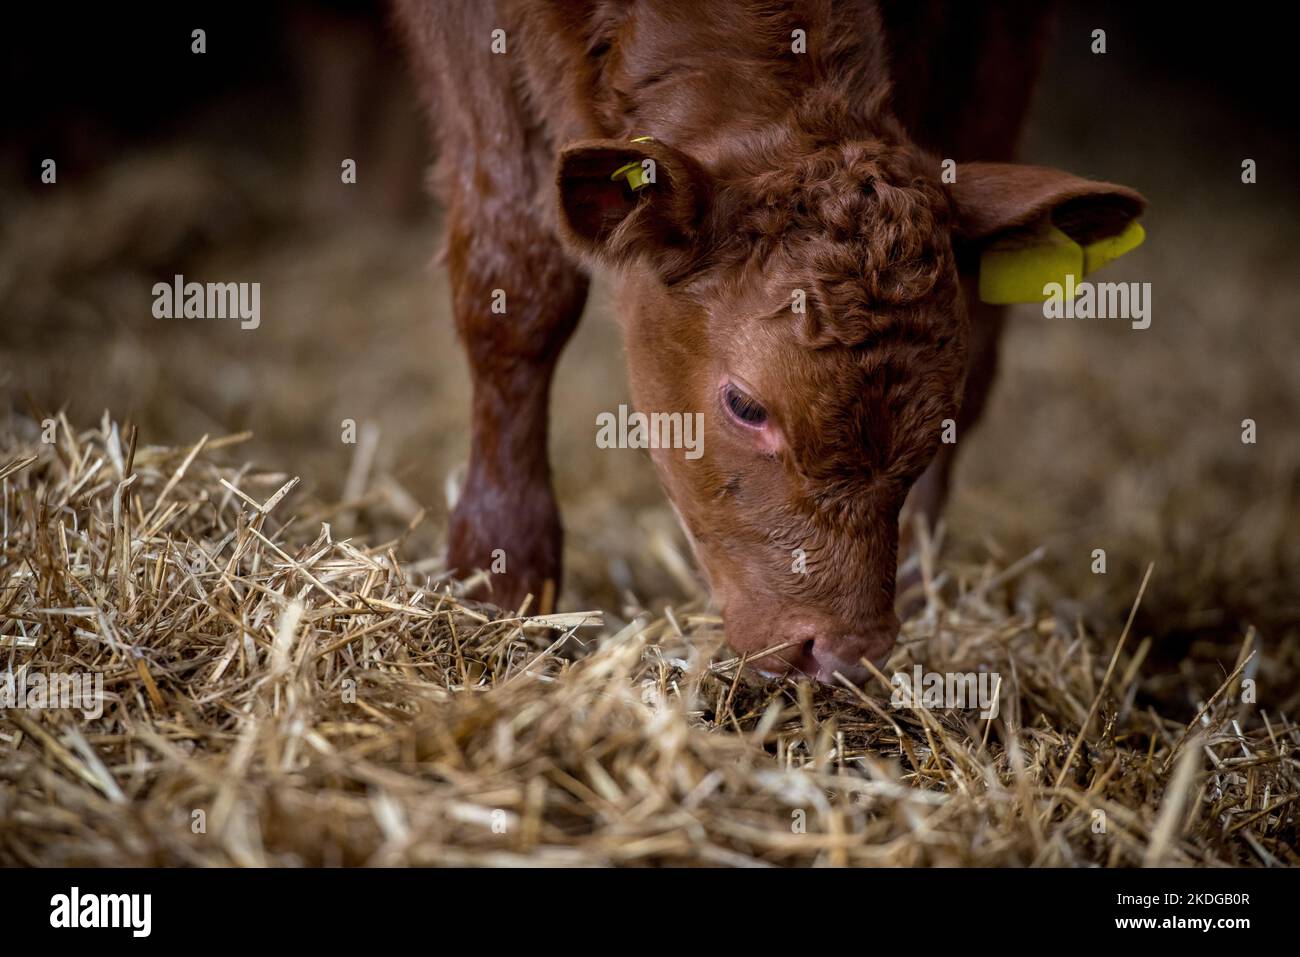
690,129,960,350
700,135,967,492
782,331,966,494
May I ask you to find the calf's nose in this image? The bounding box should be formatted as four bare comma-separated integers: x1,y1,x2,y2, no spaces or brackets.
746,614,899,686
802,627,898,685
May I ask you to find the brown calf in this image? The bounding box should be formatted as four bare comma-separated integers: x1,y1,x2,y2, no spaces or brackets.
394,0,1145,684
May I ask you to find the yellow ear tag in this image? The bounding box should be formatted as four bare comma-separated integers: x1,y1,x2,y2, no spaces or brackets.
1082,220,1146,274
978,220,1147,305
611,135,656,191
611,161,651,190
978,225,1082,305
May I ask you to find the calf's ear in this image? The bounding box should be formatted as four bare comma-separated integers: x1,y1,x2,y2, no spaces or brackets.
947,162,1147,304
556,138,713,282
949,162,1146,244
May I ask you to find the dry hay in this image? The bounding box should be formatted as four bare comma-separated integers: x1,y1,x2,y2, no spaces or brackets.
1,415,1296,867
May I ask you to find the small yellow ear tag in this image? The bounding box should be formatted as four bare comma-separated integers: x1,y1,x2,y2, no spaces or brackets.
978,220,1146,305
611,160,651,190
611,135,656,191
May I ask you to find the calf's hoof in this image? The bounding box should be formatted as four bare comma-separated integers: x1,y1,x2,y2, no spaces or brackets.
445,488,562,615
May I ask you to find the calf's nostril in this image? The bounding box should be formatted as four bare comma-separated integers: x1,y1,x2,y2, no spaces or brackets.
804,631,899,684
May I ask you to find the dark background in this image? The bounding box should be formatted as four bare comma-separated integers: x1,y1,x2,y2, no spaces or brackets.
5,2,1298,188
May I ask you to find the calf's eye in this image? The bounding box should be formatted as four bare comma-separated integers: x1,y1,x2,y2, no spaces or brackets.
722,382,768,427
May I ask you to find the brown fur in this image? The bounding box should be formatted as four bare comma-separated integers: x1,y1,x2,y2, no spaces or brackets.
393,0,1145,683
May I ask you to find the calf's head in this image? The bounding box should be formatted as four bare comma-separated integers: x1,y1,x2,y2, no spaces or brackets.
558,136,1143,684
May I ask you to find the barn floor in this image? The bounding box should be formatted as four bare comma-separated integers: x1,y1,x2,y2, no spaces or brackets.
1,30,1298,865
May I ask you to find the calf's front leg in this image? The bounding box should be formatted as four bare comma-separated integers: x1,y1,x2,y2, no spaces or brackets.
444,200,589,614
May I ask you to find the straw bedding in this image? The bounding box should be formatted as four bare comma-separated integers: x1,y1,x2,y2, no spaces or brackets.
1,414,1294,867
